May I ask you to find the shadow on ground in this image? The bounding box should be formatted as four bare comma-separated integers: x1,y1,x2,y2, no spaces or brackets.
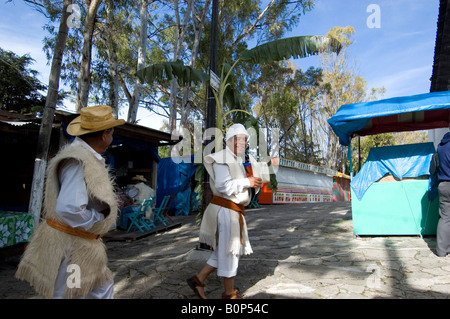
1,202,449,299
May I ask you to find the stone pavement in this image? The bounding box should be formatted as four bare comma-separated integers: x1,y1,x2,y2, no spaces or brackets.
1,201,450,299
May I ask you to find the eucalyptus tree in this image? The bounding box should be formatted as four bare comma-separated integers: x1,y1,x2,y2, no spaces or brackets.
290,66,328,165
138,34,342,154
36,0,320,131
0,48,47,114
317,26,386,173
138,0,318,135
17,0,75,225
75,0,102,111
250,62,328,165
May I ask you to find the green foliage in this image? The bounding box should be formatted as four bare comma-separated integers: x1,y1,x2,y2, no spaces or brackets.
27,0,321,125
351,133,394,174
250,61,328,166
136,60,209,86
0,48,47,114
240,35,342,64
351,131,428,175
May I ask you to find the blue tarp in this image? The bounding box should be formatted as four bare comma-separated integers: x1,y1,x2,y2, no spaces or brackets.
328,91,450,146
351,142,435,200
156,156,197,216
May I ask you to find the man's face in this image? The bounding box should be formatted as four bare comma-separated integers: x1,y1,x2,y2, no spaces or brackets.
100,128,114,153
105,128,114,147
232,134,247,156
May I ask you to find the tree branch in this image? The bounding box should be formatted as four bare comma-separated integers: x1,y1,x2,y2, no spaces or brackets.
232,0,277,47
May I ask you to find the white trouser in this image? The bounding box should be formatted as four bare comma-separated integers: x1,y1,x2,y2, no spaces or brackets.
53,256,114,299
206,208,240,278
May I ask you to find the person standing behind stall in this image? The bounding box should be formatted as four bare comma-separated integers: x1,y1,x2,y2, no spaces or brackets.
15,105,125,298
431,132,450,257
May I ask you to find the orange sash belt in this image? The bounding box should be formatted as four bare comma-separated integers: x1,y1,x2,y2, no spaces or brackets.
211,196,245,244
46,219,101,240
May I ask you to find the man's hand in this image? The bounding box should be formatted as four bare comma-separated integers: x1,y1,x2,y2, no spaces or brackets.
248,176,262,188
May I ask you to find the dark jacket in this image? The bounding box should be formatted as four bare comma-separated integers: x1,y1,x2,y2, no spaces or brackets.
437,132,450,182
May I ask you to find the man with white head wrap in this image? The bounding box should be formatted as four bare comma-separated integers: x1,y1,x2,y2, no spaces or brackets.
187,123,262,299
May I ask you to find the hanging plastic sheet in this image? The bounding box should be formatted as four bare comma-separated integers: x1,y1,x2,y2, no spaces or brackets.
156,156,197,215
328,91,450,146
351,142,435,200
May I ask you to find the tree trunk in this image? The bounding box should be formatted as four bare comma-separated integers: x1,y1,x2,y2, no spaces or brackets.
75,0,102,111
127,0,148,123
169,0,193,133
179,0,210,133
105,0,120,117
232,0,276,47
29,0,73,225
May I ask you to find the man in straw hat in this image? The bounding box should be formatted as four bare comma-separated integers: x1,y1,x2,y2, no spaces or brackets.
16,105,125,298
129,175,155,205
128,175,155,218
187,123,262,299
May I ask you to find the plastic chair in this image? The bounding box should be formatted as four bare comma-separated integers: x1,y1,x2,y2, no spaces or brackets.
140,197,156,230
153,195,171,226
125,198,156,233
123,205,144,233
248,190,261,208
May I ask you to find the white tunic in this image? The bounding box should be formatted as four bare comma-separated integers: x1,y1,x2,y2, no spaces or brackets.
205,148,251,277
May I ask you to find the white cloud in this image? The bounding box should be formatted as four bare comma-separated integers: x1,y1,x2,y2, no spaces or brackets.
369,65,432,98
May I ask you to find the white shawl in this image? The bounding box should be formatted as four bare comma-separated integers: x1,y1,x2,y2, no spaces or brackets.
199,148,253,256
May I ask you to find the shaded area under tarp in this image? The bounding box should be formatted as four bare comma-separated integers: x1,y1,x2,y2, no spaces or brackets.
156,156,197,216
351,142,436,200
351,143,439,236
328,91,450,146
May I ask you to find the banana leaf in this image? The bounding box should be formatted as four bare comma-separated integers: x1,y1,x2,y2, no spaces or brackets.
240,35,342,64
136,60,209,86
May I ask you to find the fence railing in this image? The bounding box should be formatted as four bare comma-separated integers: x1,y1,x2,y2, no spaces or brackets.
279,158,337,177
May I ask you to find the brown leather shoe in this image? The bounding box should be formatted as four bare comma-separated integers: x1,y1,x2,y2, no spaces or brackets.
222,289,243,299
187,275,206,299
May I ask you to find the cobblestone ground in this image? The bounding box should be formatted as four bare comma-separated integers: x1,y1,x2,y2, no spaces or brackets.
1,202,449,299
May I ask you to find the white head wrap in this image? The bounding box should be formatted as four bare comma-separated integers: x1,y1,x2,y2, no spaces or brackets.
225,123,249,141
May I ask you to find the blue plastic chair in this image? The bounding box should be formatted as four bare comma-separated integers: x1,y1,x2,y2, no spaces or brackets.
140,197,156,230
248,190,261,208
153,195,171,226
125,197,156,233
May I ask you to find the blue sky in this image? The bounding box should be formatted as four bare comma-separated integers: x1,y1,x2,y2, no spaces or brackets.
286,0,439,98
0,0,440,129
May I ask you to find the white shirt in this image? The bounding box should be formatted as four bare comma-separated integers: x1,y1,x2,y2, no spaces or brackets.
212,146,250,202
55,137,107,231
53,137,114,298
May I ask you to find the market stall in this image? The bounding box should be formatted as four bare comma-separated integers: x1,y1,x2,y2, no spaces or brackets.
328,90,450,236
350,142,439,235
0,210,34,248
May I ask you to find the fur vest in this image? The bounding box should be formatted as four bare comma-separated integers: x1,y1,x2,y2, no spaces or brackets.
15,143,118,298
199,148,252,256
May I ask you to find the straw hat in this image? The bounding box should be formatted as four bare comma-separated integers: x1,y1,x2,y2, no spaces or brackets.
67,104,125,136
225,123,249,141
132,175,147,183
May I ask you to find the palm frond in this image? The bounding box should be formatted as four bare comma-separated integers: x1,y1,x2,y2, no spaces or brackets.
137,60,209,86
240,35,342,64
